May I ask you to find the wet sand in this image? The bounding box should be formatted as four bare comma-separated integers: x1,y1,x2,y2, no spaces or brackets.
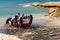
0,16,60,40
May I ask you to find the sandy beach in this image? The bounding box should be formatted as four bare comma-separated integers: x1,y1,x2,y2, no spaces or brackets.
0,16,60,40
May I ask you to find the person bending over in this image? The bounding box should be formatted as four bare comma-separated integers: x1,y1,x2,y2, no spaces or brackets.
6,17,12,27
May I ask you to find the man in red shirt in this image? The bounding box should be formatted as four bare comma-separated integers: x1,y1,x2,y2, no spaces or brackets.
12,15,20,27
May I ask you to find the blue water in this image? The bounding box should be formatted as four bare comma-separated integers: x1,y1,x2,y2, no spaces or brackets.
0,0,60,19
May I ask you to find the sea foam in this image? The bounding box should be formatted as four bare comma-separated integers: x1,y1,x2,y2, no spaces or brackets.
18,2,39,7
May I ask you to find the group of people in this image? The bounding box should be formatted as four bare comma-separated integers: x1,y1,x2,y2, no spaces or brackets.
6,13,33,28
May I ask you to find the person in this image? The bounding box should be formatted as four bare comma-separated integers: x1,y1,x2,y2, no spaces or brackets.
20,17,23,27
17,13,20,16
6,17,12,27
20,14,24,28
17,13,21,20
12,15,20,27
21,16,30,28
29,15,33,25
6,17,12,24
22,14,24,17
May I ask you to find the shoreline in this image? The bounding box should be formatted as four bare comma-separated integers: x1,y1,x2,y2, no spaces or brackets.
0,15,60,29
0,13,47,20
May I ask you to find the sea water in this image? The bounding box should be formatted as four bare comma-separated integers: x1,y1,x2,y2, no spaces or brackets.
0,8,49,19
0,0,60,19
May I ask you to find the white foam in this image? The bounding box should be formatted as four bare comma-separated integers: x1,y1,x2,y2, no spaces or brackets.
18,4,30,7
18,2,39,7
23,4,30,7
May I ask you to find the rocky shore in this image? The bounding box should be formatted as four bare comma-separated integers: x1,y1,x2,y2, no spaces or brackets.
0,16,60,40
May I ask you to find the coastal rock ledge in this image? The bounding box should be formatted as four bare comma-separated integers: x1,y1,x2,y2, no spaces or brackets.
0,33,21,40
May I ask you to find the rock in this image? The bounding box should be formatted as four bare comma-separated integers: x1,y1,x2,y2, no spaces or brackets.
22,32,33,36
0,33,21,40
49,7,60,19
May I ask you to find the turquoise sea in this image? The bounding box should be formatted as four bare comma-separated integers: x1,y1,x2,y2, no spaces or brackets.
0,0,60,19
